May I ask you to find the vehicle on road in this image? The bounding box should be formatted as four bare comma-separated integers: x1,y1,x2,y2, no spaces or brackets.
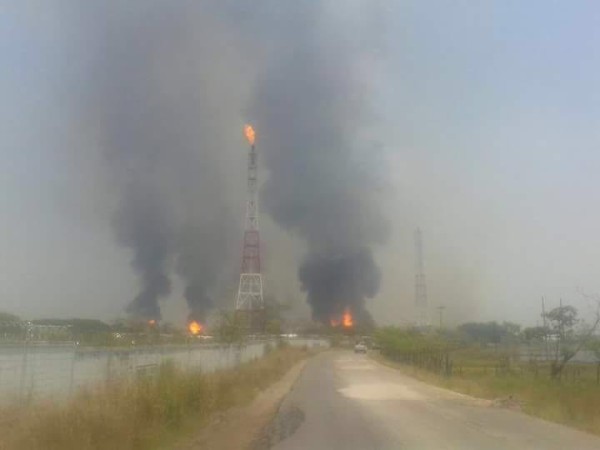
354,342,367,354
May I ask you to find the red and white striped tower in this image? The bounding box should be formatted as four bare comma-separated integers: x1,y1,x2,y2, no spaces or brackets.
235,125,264,313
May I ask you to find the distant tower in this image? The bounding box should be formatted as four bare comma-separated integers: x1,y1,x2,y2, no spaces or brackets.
414,228,429,326
235,125,264,321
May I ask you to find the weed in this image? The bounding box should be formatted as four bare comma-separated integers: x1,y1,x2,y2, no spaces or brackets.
0,347,307,450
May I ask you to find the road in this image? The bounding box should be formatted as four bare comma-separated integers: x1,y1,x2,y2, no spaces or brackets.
264,351,600,450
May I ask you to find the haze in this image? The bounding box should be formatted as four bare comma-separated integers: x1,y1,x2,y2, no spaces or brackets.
1,1,599,326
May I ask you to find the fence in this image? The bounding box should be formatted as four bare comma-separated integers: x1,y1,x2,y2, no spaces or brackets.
0,337,329,405
519,346,599,364
0,341,268,404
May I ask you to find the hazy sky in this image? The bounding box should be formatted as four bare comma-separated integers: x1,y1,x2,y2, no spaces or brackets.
2,1,600,326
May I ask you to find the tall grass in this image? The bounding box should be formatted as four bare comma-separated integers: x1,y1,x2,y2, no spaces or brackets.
375,329,600,436
0,346,307,450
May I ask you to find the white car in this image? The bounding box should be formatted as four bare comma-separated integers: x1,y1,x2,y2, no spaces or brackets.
354,343,367,354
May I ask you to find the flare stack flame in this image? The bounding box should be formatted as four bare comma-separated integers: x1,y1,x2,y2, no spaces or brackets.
244,124,256,146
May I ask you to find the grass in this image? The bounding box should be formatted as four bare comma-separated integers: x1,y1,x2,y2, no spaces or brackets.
374,348,600,436
0,345,309,450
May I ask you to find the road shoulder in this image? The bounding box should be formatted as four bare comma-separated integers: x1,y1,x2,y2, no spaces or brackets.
176,358,308,450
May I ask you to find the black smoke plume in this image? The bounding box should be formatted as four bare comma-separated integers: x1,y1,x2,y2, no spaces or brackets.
299,249,381,324
249,4,388,324
79,3,243,320
71,2,386,324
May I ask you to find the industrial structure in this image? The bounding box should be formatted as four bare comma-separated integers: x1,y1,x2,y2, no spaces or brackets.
235,125,265,330
414,227,429,327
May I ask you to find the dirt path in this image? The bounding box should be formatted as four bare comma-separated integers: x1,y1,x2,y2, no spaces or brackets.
175,358,308,450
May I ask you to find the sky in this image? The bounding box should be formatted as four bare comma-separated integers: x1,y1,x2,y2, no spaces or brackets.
1,1,600,327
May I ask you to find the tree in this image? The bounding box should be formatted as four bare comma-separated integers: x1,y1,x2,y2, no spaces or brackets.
0,311,23,339
545,306,578,340
587,338,600,385
0,312,20,323
31,318,110,333
214,311,245,343
263,295,286,336
502,321,521,338
544,303,600,380
522,326,549,342
458,321,507,345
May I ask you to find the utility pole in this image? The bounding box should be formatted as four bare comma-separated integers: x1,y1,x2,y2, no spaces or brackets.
542,296,549,360
557,298,564,359
437,305,445,329
414,228,429,327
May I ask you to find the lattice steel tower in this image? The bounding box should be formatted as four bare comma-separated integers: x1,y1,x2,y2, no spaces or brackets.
414,228,429,326
235,125,264,312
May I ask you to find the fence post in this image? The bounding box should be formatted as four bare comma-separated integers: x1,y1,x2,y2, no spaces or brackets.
187,342,191,370
18,337,29,403
69,344,76,395
106,351,112,385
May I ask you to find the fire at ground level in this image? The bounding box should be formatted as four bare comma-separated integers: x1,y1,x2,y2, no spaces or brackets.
329,307,354,329
142,304,361,338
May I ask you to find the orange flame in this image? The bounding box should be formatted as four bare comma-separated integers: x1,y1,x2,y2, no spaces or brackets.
188,320,203,335
244,124,256,146
342,308,354,328
330,308,354,328
148,319,157,326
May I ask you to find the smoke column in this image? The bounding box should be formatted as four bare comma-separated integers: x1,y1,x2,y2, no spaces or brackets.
68,2,386,323
77,3,245,320
248,3,389,323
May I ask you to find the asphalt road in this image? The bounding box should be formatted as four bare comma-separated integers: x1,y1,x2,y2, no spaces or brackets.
266,351,600,450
